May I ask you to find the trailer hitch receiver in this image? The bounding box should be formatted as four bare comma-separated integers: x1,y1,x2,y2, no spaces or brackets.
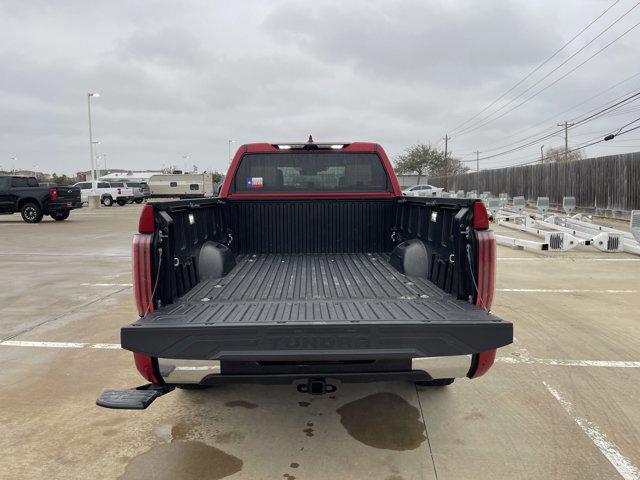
297,377,337,395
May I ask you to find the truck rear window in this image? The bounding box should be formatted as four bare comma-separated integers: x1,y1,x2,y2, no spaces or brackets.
232,152,390,193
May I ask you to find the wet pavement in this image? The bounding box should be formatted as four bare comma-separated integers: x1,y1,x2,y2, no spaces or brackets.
1,205,639,479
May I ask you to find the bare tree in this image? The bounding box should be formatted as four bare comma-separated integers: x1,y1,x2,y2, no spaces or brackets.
543,146,584,163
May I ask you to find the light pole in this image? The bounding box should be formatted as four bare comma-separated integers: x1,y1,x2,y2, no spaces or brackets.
10,156,17,173
97,154,107,173
92,140,101,179
228,140,236,165
182,155,190,173
32,164,39,179
87,92,100,183
540,145,544,164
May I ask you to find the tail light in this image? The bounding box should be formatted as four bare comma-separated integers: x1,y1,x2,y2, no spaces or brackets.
133,206,156,316
133,233,155,316
50,188,57,201
474,230,496,310
133,353,162,384
138,204,155,233
467,349,497,378
473,201,490,229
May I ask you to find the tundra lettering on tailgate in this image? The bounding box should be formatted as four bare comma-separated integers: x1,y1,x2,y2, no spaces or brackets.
270,335,370,350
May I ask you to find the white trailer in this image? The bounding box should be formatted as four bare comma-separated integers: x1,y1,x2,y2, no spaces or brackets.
495,234,550,252
146,173,215,199
498,219,585,252
631,210,640,243
535,217,625,253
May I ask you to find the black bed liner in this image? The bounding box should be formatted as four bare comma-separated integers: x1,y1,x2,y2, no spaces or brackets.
122,254,512,359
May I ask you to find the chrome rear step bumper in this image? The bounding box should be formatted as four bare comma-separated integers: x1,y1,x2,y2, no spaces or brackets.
156,354,473,385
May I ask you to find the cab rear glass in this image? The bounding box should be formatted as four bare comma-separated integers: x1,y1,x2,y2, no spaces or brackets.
231,152,391,194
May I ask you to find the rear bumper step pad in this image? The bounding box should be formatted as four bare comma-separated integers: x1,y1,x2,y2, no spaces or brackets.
96,384,174,410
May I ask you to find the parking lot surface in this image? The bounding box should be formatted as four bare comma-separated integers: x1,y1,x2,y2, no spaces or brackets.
1,206,639,480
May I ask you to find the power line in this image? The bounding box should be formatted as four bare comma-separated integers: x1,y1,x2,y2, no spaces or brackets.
466,90,640,162
456,19,640,138
447,0,622,135
469,71,640,153
612,115,640,133
571,90,640,126
619,123,640,135
459,128,566,162
461,125,559,156
465,115,640,168
501,117,640,168
452,1,640,138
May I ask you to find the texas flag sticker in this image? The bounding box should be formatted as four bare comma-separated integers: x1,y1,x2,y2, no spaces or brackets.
246,177,264,188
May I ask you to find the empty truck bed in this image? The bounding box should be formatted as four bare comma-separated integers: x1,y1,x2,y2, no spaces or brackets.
122,253,511,359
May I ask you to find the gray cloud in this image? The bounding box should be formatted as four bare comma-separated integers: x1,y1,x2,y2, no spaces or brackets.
263,0,560,83
1,0,639,174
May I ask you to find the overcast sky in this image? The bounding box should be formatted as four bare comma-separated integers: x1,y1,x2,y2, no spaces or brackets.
1,0,639,175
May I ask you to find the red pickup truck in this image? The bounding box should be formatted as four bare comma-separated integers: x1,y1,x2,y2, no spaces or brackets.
98,140,512,409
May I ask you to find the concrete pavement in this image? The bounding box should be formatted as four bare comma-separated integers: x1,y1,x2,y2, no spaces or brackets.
0,206,639,479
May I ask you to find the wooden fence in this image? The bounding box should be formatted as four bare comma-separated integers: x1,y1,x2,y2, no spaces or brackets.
427,152,640,216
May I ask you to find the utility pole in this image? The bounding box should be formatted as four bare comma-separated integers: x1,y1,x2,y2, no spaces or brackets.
475,151,480,193
557,121,574,162
443,134,449,189
540,144,544,164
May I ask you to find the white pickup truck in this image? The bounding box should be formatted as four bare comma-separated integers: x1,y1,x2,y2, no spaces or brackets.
106,182,135,205
72,181,134,206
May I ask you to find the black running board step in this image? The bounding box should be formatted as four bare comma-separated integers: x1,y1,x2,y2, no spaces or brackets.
96,384,174,410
